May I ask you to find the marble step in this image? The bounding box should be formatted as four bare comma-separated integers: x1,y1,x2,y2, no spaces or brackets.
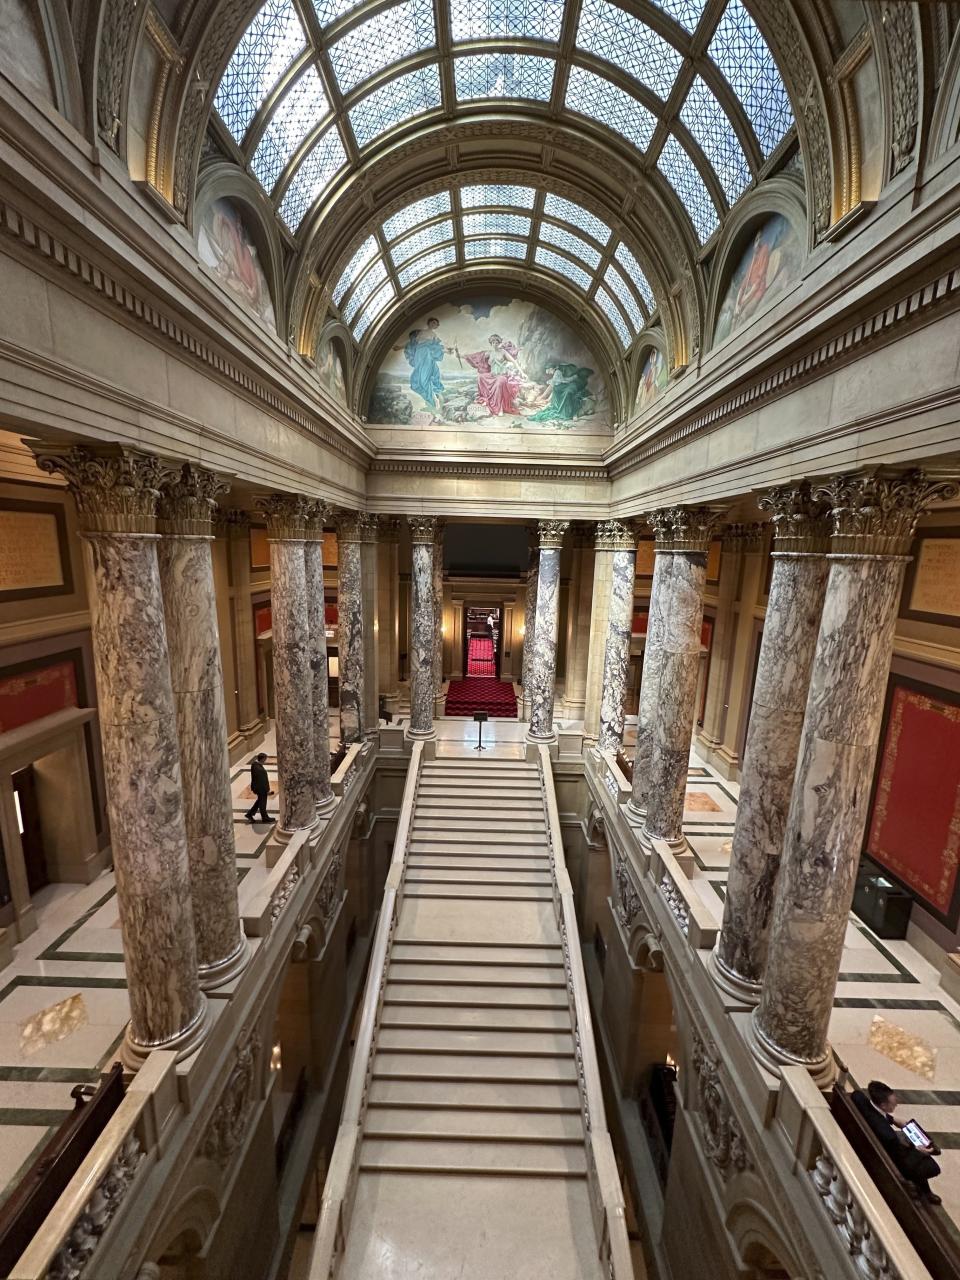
384,982,569,1008
363,1106,583,1141
379,1004,572,1031
417,782,541,795
389,942,561,965
386,962,565,986
407,856,551,872
405,870,552,885
408,841,548,858
372,1053,578,1083
376,1028,573,1056
409,831,547,847
366,1078,581,1110
422,761,537,771
359,1138,586,1176
415,800,540,816
412,821,547,837
403,884,554,901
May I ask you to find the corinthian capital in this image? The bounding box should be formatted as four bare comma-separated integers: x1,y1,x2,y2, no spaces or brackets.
158,463,231,536
813,468,960,557
408,515,438,545
256,493,312,540
594,520,637,552
304,500,332,541
757,481,831,554
29,443,170,535
335,510,379,543
537,520,569,550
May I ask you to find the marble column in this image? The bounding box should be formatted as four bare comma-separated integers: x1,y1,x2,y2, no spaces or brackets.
258,495,316,834
157,464,248,989
627,513,673,819
407,516,437,741
711,489,830,1003
304,503,335,814
751,469,958,1080
520,535,539,721
224,510,263,753
562,526,595,719
359,517,380,738
526,521,569,743
335,512,370,744
597,522,639,752
377,518,401,714
643,507,723,852
32,444,208,1068
432,520,446,715
697,526,747,754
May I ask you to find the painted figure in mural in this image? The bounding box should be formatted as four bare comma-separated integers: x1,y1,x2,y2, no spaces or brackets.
465,334,526,416
528,361,594,422
636,347,668,412
198,198,276,327
395,317,452,410
714,214,801,344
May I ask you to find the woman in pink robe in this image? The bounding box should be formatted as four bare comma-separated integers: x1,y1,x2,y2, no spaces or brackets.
465,334,524,416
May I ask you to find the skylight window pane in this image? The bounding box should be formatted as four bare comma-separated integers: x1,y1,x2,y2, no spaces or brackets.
312,0,365,26
534,247,592,291
454,54,555,102
251,65,330,191
449,0,564,44
603,264,643,332
397,244,458,287
383,192,452,240
565,65,656,153
349,64,442,147
653,0,706,32
390,220,455,265
576,0,683,101
460,184,536,209
214,0,306,142
709,0,793,155
595,285,631,347
333,236,379,304
462,212,531,238
614,243,654,311
542,194,611,246
657,134,718,242
329,0,435,95
343,259,388,322
539,223,601,269
465,237,528,260
353,279,395,340
680,76,751,203
278,125,348,231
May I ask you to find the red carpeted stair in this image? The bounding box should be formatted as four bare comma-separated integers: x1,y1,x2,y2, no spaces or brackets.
444,678,517,717
466,634,496,676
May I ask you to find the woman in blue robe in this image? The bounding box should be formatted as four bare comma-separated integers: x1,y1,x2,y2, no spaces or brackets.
401,321,447,409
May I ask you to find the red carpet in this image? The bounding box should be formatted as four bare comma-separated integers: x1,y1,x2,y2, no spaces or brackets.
445,678,517,717
466,634,496,677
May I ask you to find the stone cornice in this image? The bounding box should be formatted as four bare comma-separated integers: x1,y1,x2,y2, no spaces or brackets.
370,459,609,481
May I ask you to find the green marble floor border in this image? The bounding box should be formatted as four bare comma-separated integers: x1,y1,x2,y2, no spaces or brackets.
36,887,119,964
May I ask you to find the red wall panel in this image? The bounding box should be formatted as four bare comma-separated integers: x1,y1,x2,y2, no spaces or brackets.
0,659,78,733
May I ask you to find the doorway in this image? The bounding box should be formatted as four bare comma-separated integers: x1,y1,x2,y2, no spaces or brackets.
12,766,48,894
463,605,502,678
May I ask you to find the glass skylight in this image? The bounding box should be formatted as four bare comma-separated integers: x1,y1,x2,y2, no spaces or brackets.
680,76,751,204
565,65,657,153
614,243,654,312
214,0,306,141
349,63,442,147
311,0,366,26
657,134,718,242
397,244,458,286
576,0,684,101
534,247,591,291
709,0,793,155
595,284,631,347
343,258,388,322
603,263,642,332
539,222,601,270
383,192,452,240
462,212,532,238
460,184,536,209
278,125,348,230
353,278,395,339
328,0,435,95
251,64,330,190
333,236,378,304
465,237,528,259
449,0,565,44
542,194,611,246
390,220,455,265
455,54,555,102
653,0,706,32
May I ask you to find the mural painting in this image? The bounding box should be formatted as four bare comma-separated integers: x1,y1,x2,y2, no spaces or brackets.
636,346,668,412
317,334,348,407
198,197,276,329
714,213,801,345
368,298,610,431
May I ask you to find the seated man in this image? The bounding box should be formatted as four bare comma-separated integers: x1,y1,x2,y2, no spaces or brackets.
852,1080,942,1205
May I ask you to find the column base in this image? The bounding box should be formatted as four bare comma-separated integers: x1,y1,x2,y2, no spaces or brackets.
405,727,437,758
708,947,762,1007
433,693,446,717
120,996,211,1072
746,1009,837,1086
199,935,250,992
266,818,315,869
316,792,337,817
624,799,646,827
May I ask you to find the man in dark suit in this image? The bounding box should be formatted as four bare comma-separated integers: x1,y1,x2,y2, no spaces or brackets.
852,1080,942,1204
244,752,273,824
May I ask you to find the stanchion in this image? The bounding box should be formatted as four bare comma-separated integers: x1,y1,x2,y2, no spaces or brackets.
473,711,488,752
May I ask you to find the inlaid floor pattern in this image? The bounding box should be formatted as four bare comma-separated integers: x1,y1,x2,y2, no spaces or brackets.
340,757,605,1280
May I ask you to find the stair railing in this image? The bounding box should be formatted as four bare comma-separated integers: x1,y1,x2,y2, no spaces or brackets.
537,745,635,1280
308,740,425,1279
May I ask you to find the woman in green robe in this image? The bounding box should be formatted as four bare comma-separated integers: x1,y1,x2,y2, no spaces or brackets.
528,361,594,421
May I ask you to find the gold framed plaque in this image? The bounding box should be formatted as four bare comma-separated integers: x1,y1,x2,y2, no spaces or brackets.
902,530,960,626
0,500,72,601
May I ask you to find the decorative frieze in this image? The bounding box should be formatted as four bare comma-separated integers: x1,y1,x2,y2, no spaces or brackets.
158,463,230,537
659,873,690,936
200,1029,262,1168
691,1030,754,1180
811,1154,902,1280
270,864,301,925
48,1130,144,1280
30,444,169,535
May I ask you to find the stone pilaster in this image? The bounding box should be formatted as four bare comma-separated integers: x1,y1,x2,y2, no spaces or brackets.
408,516,437,741
359,516,380,738
335,511,373,744
526,521,569,743
32,444,209,1068
627,512,674,818
377,518,401,714
520,533,539,722
158,464,248,989
304,503,335,815
711,489,830,1004
223,510,263,754
596,522,639,752
258,494,316,834
562,524,595,719
432,519,446,715
697,525,748,753
751,469,959,1080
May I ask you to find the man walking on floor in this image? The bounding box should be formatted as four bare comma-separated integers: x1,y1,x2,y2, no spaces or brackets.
245,752,274,824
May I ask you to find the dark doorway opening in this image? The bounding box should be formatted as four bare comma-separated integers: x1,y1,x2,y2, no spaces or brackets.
464,605,502,678
13,767,48,895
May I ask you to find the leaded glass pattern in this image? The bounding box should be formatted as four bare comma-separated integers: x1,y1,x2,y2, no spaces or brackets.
449,0,564,44
709,0,793,155
397,244,458,286
576,0,683,101
328,0,435,95
349,64,442,147
542,193,611,245
614,243,654,311
679,76,750,203
564,64,656,152
539,222,600,269
383,192,452,239
333,235,378,304
214,0,306,142
251,64,330,191
343,258,388,322
352,279,395,339
603,264,642,331
464,237,528,259
454,54,555,102
311,0,366,26
462,212,532,238
460,184,536,209
534,247,591,291
594,285,631,347
278,125,348,230
390,219,455,265
657,134,718,242
653,0,706,32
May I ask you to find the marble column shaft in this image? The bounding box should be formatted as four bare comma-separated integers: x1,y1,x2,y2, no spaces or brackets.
527,522,569,742
359,523,380,737
714,492,829,1000
698,533,745,750
562,530,594,718
628,527,673,815
158,465,246,987
597,525,638,752
336,513,369,744
260,496,316,833
305,506,334,812
753,469,959,1076
225,511,261,741
432,522,445,697
33,446,207,1064
408,517,436,738
521,540,539,721
377,520,401,711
